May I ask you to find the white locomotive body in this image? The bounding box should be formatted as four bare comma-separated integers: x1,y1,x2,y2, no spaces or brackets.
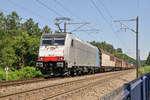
36,33,100,75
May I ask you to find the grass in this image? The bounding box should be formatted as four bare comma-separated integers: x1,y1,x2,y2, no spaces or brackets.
138,66,150,77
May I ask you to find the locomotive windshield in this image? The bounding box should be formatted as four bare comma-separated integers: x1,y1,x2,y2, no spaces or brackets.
41,37,65,46
54,38,65,45
42,39,52,45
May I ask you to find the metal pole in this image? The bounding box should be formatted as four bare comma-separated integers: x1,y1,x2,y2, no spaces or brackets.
6,71,8,81
136,16,139,78
114,17,139,78
64,22,66,33
5,66,9,81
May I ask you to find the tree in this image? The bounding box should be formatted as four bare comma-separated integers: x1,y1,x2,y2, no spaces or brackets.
22,18,41,37
116,48,123,53
0,11,42,70
41,25,51,34
6,11,21,30
0,45,17,69
145,52,150,65
90,41,115,54
12,32,40,69
0,12,6,30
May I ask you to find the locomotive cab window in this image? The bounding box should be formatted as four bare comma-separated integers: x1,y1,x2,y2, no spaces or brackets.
54,38,65,46
42,39,52,45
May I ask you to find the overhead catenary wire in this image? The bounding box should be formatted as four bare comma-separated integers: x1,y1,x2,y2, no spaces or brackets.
5,0,55,28
90,0,128,48
7,0,51,23
7,0,57,29
0,8,28,21
96,0,135,39
90,0,110,25
97,0,114,20
71,23,89,32
95,0,137,58
97,0,135,37
0,8,43,27
54,0,90,22
54,0,74,17
36,0,62,17
53,0,103,41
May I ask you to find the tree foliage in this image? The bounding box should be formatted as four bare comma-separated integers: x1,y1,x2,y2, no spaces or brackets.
90,41,116,54
116,48,123,53
0,11,50,69
41,25,51,34
145,52,150,65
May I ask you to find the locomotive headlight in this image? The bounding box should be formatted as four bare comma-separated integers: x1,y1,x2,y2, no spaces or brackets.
58,57,64,60
40,57,45,60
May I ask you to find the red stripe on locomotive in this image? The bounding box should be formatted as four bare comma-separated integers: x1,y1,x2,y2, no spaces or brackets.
38,56,64,62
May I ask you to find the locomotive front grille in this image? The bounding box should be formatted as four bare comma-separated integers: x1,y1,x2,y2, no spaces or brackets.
56,62,64,67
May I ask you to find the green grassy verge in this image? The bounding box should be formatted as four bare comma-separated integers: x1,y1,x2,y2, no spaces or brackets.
138,66,150,77
0,67,43,82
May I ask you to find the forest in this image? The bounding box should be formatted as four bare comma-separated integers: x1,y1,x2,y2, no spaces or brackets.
0,11,50,81
0,11,51,70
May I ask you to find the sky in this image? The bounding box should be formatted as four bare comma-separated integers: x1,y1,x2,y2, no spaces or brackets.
0,0,149,60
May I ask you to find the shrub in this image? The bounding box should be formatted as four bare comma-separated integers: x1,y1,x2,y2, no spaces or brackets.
138,66,150,77
0,69,6,81
8,71,20,81
0,66,43,81
138,67,145,77
18,66,43,79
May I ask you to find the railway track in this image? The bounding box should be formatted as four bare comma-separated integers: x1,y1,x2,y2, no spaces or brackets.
0,75,73,88
43,70,133,100
0,69,134,100
0,78,45,87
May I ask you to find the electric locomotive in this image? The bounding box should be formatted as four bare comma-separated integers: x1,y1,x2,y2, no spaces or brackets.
36,33,100,76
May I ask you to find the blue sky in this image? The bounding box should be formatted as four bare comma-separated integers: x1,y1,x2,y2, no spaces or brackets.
0,0,149,60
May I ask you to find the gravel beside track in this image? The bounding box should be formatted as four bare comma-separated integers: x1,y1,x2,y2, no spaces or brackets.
0,69,135,100
73,69,136,100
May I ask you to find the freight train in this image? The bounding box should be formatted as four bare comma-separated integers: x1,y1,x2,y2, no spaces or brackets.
36,33,133,76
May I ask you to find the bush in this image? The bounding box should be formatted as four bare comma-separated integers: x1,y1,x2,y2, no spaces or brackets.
0,69,6,81
138,67,145,77
0,66,43,81
18,66,43,79
142,63,148,67
138,66,150,77
0,69,19,81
